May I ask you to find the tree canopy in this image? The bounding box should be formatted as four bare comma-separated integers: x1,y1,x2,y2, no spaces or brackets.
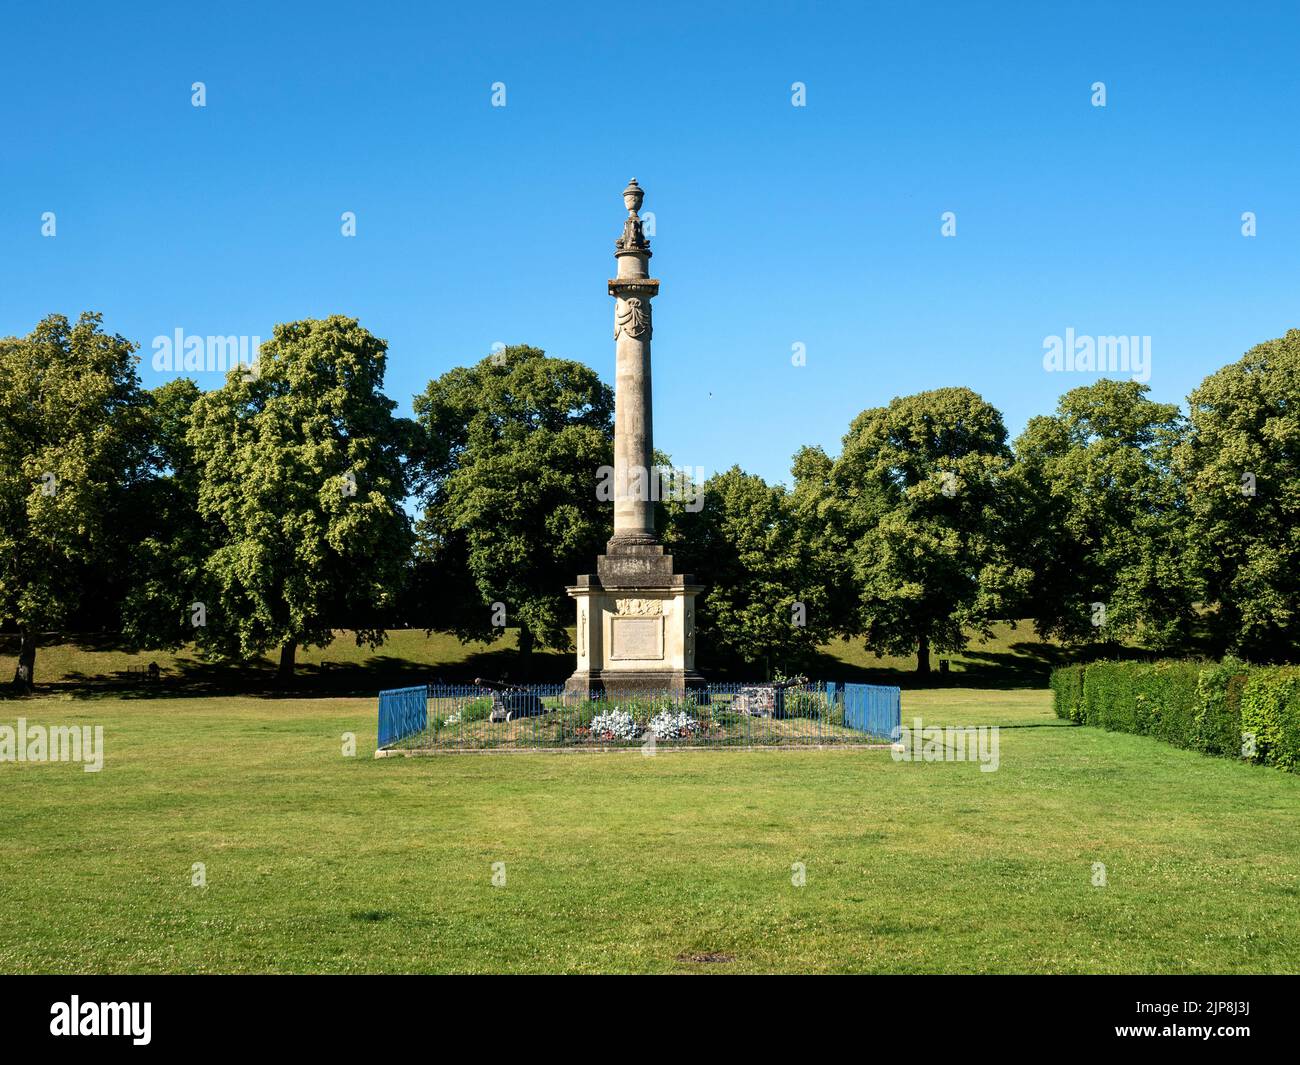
821,387,1032,672
1176,330,1300,661
1013,379,1192,649
3,309,1299,686
0,312,146,688
662,465,833,676
186,316,413,680
411,345,613,658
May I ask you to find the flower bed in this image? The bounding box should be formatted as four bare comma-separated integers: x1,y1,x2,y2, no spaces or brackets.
380,682,897,752
587,709,639,741
647,710,701,740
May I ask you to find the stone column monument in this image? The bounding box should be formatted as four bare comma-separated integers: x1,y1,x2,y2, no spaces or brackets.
564,180,705,698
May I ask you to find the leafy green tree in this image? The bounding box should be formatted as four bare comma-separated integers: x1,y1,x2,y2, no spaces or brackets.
186,317,413,682
1176,330,1300,661
789,443,860,649
661,465,833,677
412,345,613,660
828,387,1031,673
1012,379,1192,649
116,378,206,650
0,312,147,688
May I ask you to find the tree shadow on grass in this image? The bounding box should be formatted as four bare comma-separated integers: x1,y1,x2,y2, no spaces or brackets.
6,645,576,703
799,637,1154,691
0,627,1171,703
792,646,1046,690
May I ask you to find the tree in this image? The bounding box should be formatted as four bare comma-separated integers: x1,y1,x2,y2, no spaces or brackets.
186,316,413,682
789,443,862,651
1012,379,1193,649
0,312,146,689
412,345,613,660
828,388,1031,673
661,465,832,677
116,378,206,651
1176,330,1300,662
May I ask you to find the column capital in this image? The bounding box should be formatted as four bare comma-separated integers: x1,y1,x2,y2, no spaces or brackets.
608,277,660,299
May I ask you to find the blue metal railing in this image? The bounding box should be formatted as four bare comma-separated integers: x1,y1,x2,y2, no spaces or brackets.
377,685,429,748
842,683,901,739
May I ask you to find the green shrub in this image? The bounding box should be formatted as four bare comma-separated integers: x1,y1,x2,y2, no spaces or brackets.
1050,664,1084,722
1050,658,1295,774
615,695,680,724
1138,661,1201,748
1192,658,1246,756
785,689,825,720
1240,667,1300,772
1081,661,1152,733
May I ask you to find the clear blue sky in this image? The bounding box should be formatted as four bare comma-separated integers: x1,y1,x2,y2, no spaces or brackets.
3,1,1298,484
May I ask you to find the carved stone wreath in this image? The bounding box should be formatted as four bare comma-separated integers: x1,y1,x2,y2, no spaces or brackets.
614,597,662,616
614,297,652,340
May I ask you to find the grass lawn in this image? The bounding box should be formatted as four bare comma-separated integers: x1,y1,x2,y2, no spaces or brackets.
2,685,1298,973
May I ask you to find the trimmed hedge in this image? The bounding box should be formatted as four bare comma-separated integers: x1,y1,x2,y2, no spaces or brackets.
1241,668,1300,772
1050,664,1085,724
1051,658,1300,773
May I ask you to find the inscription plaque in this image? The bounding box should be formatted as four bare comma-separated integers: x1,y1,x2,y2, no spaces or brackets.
610,616,664,661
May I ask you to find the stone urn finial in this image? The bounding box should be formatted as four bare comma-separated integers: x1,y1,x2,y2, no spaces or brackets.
622,178,643,216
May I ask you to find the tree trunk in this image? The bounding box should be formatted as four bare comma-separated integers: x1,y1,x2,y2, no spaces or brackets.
12,629,36,691
916,634,931,675
517,626,533,663
277,641,297,685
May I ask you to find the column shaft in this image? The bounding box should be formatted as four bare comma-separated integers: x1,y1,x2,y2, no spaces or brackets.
614,326,654,540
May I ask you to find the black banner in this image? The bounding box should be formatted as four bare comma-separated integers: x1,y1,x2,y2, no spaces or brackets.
2,975,1293,1052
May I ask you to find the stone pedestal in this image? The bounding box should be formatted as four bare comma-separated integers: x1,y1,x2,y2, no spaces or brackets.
565,544,704,698
564,179,705,699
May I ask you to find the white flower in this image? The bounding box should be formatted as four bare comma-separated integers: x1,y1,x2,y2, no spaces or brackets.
589,710,639,740
648,710,700,740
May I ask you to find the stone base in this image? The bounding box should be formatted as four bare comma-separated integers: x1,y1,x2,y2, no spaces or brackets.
564,668,708,701
565,543,703,700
